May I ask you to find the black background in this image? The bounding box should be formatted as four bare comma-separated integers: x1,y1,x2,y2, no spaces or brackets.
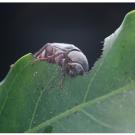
0,3,135,81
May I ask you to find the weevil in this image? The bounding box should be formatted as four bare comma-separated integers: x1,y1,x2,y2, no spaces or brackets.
34,43,89,77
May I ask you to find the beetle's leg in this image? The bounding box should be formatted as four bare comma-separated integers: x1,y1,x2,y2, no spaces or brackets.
60,74,65,89
32,57,48,64
58,57,69,89
34,43,50,57
32,52,64,64
58,67,66,89
32,55,52,65
45,52,64,63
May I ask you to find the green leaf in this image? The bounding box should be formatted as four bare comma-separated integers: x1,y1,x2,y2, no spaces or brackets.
0,10,135,132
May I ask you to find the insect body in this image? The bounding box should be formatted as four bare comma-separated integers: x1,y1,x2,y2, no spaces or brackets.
34,43,89,77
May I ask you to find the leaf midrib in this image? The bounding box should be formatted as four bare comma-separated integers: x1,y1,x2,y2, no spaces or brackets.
25,80,135,133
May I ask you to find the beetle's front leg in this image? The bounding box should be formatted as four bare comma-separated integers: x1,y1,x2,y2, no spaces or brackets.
32,57,49,65
32,52,65,65
34,43,50,57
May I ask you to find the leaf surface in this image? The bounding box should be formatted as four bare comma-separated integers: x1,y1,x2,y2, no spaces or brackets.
0,11,135,132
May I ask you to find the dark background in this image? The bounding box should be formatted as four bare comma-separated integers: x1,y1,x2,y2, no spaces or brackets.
0,3,135,81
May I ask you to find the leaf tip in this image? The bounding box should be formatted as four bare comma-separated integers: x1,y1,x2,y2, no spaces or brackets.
13,53,34,65
126,10,135,17
123,10,135,26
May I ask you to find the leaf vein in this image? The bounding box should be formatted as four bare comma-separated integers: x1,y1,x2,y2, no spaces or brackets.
80,109,114,129
25,81,135,132
28,70,58,129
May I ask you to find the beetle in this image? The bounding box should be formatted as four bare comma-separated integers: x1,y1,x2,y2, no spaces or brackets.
34,43,89,77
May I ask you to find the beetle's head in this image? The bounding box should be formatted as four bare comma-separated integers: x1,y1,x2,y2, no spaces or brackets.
67,51,89,72
66,62,84,77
